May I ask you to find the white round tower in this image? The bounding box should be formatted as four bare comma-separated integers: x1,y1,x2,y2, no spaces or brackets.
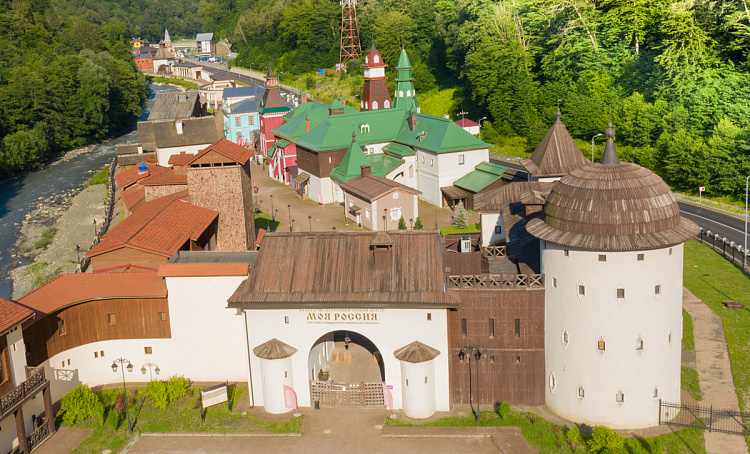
394,341,440,419
527,123,698,429
253,338,297,414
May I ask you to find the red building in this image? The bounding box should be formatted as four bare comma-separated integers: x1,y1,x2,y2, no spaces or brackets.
134,53,153,71
258,66,291,171
360,44,391,111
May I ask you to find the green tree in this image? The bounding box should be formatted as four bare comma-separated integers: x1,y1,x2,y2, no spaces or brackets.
413,217,424,229
452,201,468,229
398,216,407,230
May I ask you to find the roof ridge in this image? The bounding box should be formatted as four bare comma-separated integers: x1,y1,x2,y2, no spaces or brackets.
17,273,65,301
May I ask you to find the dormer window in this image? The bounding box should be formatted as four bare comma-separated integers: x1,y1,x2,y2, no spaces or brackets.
374,55,380,63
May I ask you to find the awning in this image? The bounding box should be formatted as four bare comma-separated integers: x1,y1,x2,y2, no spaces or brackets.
286,165,298,178
441,185,469,200
349,205,362,213
292,173,310,184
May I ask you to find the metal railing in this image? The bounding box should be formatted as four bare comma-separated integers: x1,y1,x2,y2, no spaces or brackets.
0,367,46,419
660,400,750,435
447,274,544,289
696,227,750,274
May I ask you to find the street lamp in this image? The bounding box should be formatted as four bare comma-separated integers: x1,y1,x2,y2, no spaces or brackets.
75,244,80,262
287,204,292,232
111,358,134,433
591,133,604,162
308,215,312,231
270,195,274,221
141,362,160,381
93,218,97,236
744,176,749,269
478,117,487,140
409,218,413,229
461,344,489,422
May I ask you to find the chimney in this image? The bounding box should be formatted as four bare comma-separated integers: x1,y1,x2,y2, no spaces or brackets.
409,112,417,131
176,120,183,135
360,164,372,177
301,92,308,103
137,145,143,154
305,116,310,132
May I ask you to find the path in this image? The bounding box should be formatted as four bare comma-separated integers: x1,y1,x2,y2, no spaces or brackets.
682,287,748,454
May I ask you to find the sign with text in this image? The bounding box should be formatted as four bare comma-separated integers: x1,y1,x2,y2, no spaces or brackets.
283,385,298,411
382,382,393,412
201,383,229,409
300,309,384,325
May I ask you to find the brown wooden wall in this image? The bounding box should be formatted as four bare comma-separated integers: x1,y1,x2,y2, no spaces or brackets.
0,336,11,396
90,247,168,271
448,288,545,406
23,298,171,367
296,147,347,178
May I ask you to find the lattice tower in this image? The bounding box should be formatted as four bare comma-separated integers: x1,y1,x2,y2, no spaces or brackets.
339,0,362,70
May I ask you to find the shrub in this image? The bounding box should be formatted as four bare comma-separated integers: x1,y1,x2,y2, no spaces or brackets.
166,375,190,402
413,217,424,229
398,216,407,230
57,385,105,426
498,401,510,419
588,425,625,453
565,425,581,443
145,380,169,410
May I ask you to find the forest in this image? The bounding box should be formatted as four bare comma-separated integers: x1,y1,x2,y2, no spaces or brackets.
219,0,750,200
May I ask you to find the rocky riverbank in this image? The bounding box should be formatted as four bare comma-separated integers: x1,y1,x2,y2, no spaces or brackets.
10,184,107,299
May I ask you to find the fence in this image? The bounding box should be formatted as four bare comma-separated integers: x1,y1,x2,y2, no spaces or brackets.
76,157,116,273
447,274,544,289
310,381,384,408
660,400,750,435
695,227,750,274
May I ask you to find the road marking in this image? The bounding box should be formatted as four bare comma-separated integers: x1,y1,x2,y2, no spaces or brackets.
681,211,745,236
679,200,745,221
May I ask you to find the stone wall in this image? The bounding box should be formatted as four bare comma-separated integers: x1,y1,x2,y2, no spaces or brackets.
145,184,188,203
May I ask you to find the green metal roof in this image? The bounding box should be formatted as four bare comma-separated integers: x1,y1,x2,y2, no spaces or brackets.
383,142,415,157
274,108,331,140
476,161,508,176
330,139,371,183
295,109,407,152
452,169,502,193
367,154,404,176
258,106,291,115
394,113,492,153
266,144,277,159
275,139,291,148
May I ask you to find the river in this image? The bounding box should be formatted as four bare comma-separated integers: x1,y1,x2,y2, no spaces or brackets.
0,83,179,300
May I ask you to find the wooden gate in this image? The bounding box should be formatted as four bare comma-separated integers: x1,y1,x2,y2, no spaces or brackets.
310,381,384,408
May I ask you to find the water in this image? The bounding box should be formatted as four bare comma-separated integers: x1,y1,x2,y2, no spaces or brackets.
0,84,179,299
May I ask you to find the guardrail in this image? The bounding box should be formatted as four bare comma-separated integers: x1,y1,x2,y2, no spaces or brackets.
696,227,750,274
447,274,544,289
482,246,507,258
0,367,46,419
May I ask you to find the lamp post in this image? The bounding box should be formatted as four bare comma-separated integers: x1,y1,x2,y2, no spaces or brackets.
270,195,274,221
75,244,80,262
287,204,292,232
409,218,413,229
478,117,487,140
141,362,160,381
744,176,749,269
591,133,603,162
93,218,97,236
383,215,387,231
461,344,489,422
308,215,312,231
111,358,134,433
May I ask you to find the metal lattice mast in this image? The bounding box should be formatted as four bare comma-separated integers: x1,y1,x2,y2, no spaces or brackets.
339,0,362,70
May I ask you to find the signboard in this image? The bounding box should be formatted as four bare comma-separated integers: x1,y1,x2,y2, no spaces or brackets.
283,385,298,411
201,383,229,409
318,69,326,76
699,187,706,192
699,186,706,204
382,382,393,412
300,308,383,325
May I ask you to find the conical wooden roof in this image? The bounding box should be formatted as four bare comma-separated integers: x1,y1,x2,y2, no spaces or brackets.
394,341,441,363
253,338,298,359
527,162,698,251
521,113,589,178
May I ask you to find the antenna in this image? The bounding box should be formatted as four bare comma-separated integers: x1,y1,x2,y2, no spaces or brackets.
459,109,468,122
339,0,362,72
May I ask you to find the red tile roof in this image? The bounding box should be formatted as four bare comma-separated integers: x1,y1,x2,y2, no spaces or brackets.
122,186,146,212
115,163,169,189
93,264,159,274
158,263,249,277
18,273,167,316
142,168,188,186
168,152,195,166
188,138,252,166
456,118,480,127
87,191,218,258
0,297,34,335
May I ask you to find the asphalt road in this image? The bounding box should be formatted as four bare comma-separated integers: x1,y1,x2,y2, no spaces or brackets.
678,201,748,246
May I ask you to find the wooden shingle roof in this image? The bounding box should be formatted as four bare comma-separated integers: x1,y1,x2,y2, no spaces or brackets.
393,341,441,363
521,113,590,178
227,231,458,308
253,338,298,359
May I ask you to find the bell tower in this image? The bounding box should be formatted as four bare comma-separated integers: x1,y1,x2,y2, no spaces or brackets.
360,44,391,111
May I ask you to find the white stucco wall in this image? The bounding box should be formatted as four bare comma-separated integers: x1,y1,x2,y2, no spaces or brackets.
542,242,683,429
307,333,334,380
259,357,294,414
157,144,210,167
480,213,504,246
7,326,26,387
415,148,489,206
308,175,334,204
244,308,450,412
400,359,437,419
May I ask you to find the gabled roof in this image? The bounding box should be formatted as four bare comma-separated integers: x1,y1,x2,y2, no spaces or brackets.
452,161,509,193
274,105,335,141
0,297,33,335
226,99,260,115
196,33,214,42
87,191,218,258
139,117,220,149
520,113,590,178
168,152,195,166
142,168,187,186
330,138,370,183
456,118,480,128
383,142,415,157
116,163,169,189
227,231,458,308
18,273,166,316
295,109,406,152
188,138,252,165
394,113,491,154
223,86,264,100
367,153,404,177
340,172,420,202
148,91,203,121
122,186,146,212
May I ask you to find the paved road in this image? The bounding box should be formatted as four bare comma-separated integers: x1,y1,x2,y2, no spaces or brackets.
678,201,747,246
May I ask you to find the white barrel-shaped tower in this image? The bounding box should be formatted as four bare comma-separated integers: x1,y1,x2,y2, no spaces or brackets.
394,341,440,419
527,123,698,429
253,338,297,414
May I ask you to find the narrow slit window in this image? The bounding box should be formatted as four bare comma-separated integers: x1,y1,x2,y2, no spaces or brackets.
427,313,432,321
655,285,661,295
564,249,569,257
514,318,520,337
553,277,557,288
636,339,644,351
159,312,167,322
108,313,116,325
578,285,585,296
598,340,606,351
617,288,625,299
58,320,66,335
578,386,585,398
489,318,495,337
599,254,607,262
616,392,625,403
461,318,467,337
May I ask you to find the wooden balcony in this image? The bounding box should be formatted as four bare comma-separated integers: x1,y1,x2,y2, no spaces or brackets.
0,367,46,420
447,274,545,289
481,246,507,258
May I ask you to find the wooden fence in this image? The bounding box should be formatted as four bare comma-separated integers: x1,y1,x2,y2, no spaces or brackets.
310,381,384,408
447,274,544,289
76,157,116,273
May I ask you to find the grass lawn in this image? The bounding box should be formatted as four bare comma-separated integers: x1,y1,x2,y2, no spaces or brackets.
387,410,704,454
439,222,480,235
64,386,303,454
682,309,695,352
682,366,703,401
255,211,283,231
145,75,199,90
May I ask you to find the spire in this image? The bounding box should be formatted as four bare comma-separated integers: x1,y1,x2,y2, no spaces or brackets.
164,29,171,43
555,99,562,124
393,46,418,112
601,121,620,165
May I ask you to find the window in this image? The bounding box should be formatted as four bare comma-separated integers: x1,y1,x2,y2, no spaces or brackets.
578,285,586,296
669,248,673,255
514,318,520,337
495,226,502,234
373,101,379,110
653,387,659,398
490,356,495,363
108,313,116,325
636,339,644,350
616,392,625,403
409,165,414,178
516,356,521,363
58,320,66,335
399,90,404,98
637,253,644,261
599,254,607,262
430,158,434,166
235,117,241,127
553,278,557,288
144,347,153,355
248,116,254,126
617,288,625,299
668,332,672,345
562,330,569,348
564,249,569,257
365,208,370,220
94,351,98,358
427,313,431,321
549,373,556,392
159,312,167,322
425,376,428,384
461,318,467,336
284,316,289,324
458,154,465,165
100,351,104,357
489,318,495,337
598,340,606,351
284,371,288,378
390,207,402,221
422,156,425,163
406,378,409,386
655,285,661,295
578,386,585,398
